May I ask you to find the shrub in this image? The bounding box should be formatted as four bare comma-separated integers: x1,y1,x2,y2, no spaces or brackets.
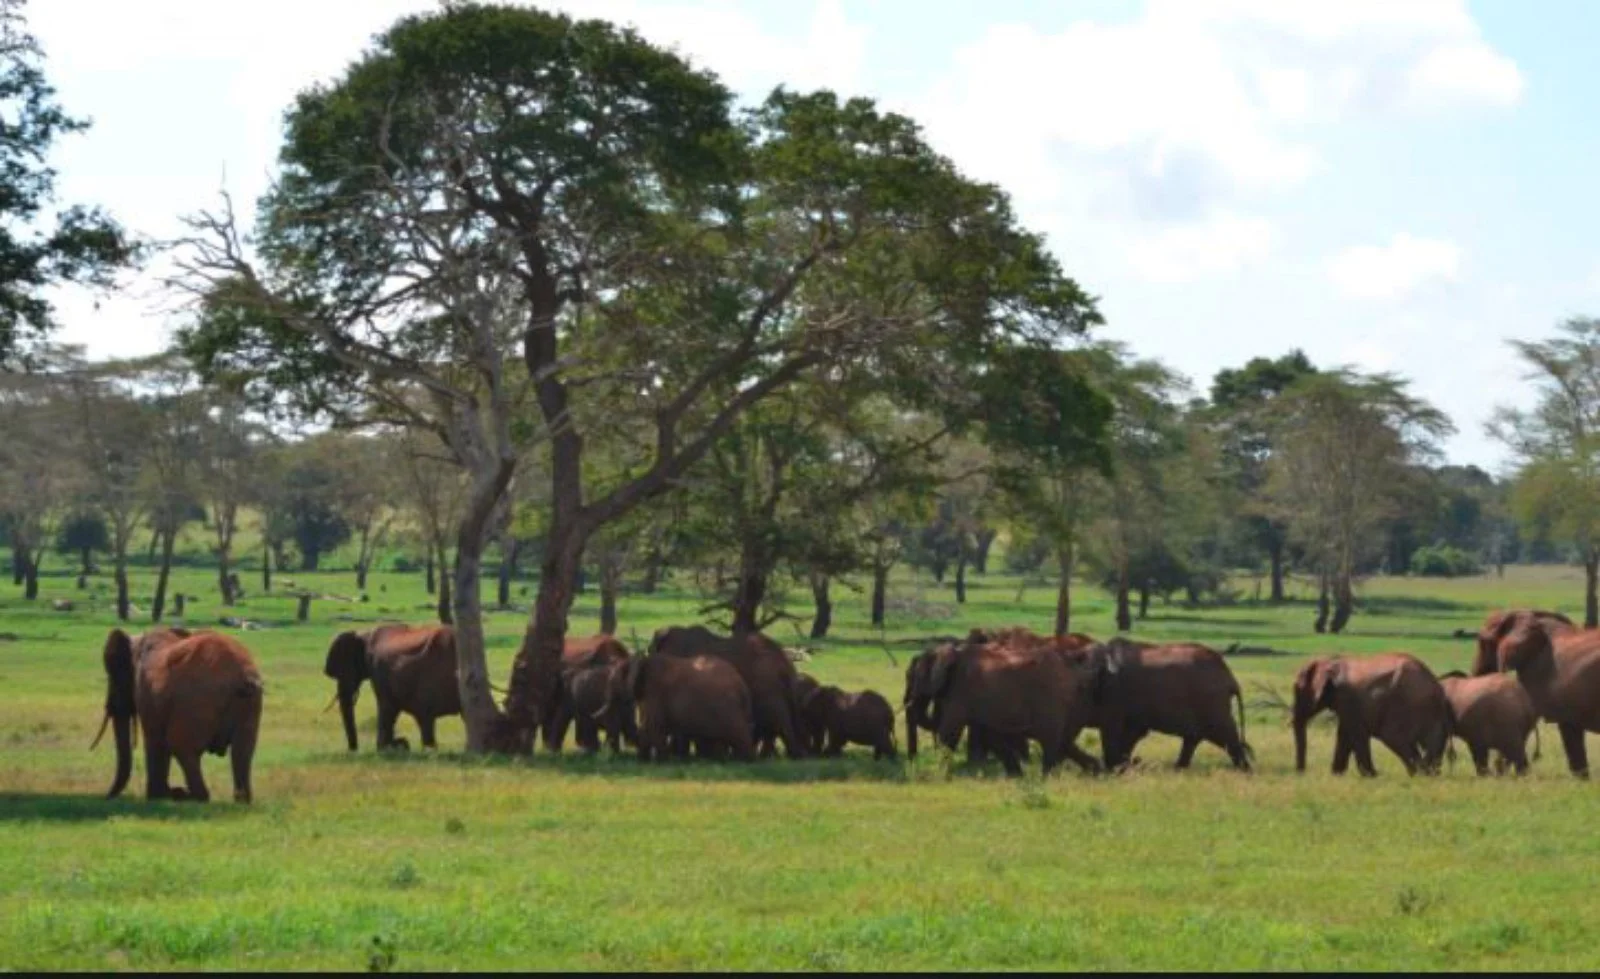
1409,544,1481,578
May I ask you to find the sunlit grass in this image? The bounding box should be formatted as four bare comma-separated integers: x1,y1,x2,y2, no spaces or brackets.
0,560,1593,969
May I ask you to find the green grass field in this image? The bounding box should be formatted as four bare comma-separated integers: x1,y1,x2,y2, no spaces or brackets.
3,556,1599,970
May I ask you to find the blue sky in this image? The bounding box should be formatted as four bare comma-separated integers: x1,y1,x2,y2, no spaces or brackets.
32,0,1600,470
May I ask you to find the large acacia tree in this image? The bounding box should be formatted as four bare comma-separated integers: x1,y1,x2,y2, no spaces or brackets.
175,4,1100,752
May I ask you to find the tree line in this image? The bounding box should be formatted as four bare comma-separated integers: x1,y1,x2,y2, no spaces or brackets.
0,2,1595,753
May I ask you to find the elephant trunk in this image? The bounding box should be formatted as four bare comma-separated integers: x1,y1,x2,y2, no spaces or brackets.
906,705,920,760
1293,699,1310,773
338,682,361,752
107,713,133,800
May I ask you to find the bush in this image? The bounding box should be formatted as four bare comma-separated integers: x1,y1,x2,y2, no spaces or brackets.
1409,544,1481,578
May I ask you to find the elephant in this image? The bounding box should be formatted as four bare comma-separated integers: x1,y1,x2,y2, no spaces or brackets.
1437,670,1539,775
96,627,263,804
540,635,633,752
801,685,897,759
795,673,823,753
902,635,1030,764
650,626,806,758
324,624,458,751
1474,609,1600,777
925,634,1102,776
1082,637,1252,772
609,653,756,762
564,659,638,753
1292,653,1452,776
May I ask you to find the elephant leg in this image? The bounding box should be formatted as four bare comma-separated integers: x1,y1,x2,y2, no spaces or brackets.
1330,721,1353,775
1558,722,1589,778
823,730,844,758
1469,743,1491,776
997,742,1024,777
417,714,438,750
1354,737,1379,777
144,735,174,800
1505,742,1529,775
174,751,211,803
1175,737,1199,770
230,706,259,805
574,715,599,753
376,700,402,751
967,726,990,766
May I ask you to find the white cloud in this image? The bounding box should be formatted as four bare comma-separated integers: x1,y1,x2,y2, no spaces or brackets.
1126,213,1276,284
909,0,1522,225
1327,233,1462,300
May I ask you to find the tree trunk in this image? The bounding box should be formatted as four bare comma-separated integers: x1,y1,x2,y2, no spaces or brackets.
80,546,92,577
302,547,320,572
954,555,968,604
599,553,622,636
10,546,21,586
1053,546,1073,638
114,552,130,622
498,533,513,610
436,543,453,625
218,552,234,606
640,545,663,594
151,529,176,622
1137,581,1151,620
810,574,832,640
1586,552,1599,630
22,551,39,600
974,528,998,574
730,567,767,637
1115,560,1131,632
1330,573,1354,634
452,529,501,753
425,551,435,595
261,543,272,593
1269,534,1286,603
871,563,888,628
1314,573,1330,634
504,526,585,752
356,561,368,591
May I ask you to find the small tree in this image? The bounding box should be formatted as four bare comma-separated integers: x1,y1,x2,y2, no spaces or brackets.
56,512,108,577
1269,371,1451,633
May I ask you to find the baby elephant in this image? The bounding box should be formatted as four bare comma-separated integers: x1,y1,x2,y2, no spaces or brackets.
802,685,897,760
1438,671,1540,775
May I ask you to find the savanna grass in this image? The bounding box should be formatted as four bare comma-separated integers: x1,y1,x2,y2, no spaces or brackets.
2,546,1596,970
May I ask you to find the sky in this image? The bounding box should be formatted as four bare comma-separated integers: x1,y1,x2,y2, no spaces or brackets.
30,0,1600,472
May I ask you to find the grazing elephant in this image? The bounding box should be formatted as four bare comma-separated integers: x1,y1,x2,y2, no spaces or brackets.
926,635,1101,776
1084,637,1252,772
541,635,633,752
795,673,823,753
1438,670,1539,775
564,659,637,753
97,627,263,804
613,654,755,762
802,685,897,759
324,624,458,751
1292,653,1451,776
650,626,806,758
1474,609,1600,777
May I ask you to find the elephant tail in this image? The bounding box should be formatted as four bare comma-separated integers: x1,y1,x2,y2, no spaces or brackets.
1233,686,1255,762
1532,721,1542,762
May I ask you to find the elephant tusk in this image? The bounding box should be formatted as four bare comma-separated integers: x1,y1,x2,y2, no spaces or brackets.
88,714,111,751
322,693,340,714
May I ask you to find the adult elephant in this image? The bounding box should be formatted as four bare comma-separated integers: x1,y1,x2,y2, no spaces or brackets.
1474,609,1600,777
1438,670,1539,775
609,654,755,761
925,634,1101,776
562,658,637,753
903,635,1035,764
1292,653,1451,776
324,624,458,751
96,627,263,803
649,626,806,758
1083,637,1252,772
543,635,632,752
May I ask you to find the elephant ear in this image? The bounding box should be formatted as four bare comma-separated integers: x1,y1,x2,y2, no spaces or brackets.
927,647,961,699
1310,660,1342,707
102,629,137,718
1499,619,1553,672
323,631,368,682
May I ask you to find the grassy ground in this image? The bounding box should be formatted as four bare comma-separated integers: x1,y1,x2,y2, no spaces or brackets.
2,559,1598,970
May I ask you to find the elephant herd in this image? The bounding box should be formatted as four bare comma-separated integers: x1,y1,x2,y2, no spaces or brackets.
86,607,1600,804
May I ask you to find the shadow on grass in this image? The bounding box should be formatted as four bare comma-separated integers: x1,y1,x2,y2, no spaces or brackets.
0,793,253,823
1141,614,1278,628
1359,596,1479,615
310,747,1038,786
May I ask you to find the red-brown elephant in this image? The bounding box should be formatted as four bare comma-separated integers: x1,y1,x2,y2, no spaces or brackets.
324,623,458,751
97,627,263,803
1475,609,1600,777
